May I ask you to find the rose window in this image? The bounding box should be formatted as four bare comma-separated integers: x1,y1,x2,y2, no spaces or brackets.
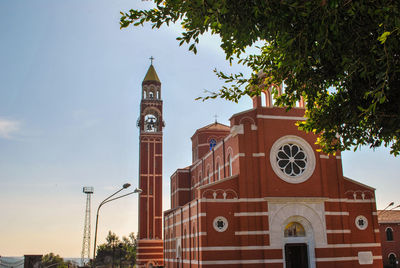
213,216,228,232
276,143,307,177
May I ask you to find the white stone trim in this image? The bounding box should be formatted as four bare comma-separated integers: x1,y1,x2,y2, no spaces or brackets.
235,230,269,235
315,255,381,263
326,229,351,234
234,212,268,216
251,124,258,130
326,198,376,203
268,200,327,268
164,259,284,265
230,124,244,135
319,154,329,159
335,155,341,159
252,153,265,157
199,197,264,203
256,114,306,121
200,259,283,265
318,243,381,248
172,188,191,196
325,211,349,216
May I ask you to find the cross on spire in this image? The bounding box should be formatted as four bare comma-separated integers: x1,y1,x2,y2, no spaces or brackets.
149,56,154,65
214,114,218,123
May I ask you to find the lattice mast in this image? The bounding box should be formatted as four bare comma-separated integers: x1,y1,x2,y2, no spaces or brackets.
81,186,94,265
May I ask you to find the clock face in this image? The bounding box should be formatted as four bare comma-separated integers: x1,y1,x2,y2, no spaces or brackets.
144,114,157,132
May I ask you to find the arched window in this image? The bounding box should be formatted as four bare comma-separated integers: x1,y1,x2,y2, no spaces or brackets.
217,162,220,180
207,168,210,184
389,253,397,266
149,91,154,99
192,226,196,259
183,229,187,258
227,154,232,176
261,91,267,107
198,172,202,185
386,227,394,241
143,91,147,99
157,90,160,99
284,222,306,237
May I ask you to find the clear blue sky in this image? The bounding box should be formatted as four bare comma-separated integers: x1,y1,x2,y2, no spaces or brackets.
0,0,398,258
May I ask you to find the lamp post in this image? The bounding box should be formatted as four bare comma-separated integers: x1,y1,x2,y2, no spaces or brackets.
92,184,142,268
379,201,395,215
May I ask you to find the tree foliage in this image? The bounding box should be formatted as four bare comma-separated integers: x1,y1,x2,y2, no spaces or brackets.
95,231,137,267
121,0,400,155
41,253,68,268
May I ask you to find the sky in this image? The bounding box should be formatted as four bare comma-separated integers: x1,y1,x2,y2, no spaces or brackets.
0,0,398,258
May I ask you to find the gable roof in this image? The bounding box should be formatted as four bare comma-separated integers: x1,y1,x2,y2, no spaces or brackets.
191,122,230,140
196,122,230,132
378,210,400,223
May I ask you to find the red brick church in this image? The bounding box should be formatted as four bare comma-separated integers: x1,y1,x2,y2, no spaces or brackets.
162,83,383,266
135,64,383,267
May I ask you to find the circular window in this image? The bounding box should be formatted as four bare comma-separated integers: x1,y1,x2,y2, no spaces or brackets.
213,216,228,232
355,215,368,230
270,136,316,184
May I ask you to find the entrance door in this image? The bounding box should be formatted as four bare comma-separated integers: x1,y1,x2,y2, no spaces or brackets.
285,243,309,268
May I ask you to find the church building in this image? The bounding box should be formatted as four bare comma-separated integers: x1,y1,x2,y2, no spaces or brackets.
163,85,383,267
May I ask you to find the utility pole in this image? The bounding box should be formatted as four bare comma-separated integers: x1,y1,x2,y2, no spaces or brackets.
81,186,94,266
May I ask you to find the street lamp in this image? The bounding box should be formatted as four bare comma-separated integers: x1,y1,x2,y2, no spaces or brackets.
92,184,142,268
378,201,395,215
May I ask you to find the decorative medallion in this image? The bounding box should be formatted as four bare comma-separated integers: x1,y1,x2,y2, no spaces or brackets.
355,215,368,230
270,135,316,184
213,216,228,232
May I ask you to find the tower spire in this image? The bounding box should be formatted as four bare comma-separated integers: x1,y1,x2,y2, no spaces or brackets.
143,63,160,83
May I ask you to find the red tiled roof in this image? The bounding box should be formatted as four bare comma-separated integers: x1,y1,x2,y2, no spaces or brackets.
196,122,230,132
377,210,400,222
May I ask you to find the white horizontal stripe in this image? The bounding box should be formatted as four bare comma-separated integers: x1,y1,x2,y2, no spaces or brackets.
199,197,265,203
336,155,341,159
326,229,351,234
374,229,380,233
235,231,269,235
319,243,381,248
165,213,206,229
325,211,349,216
171,243,381,253
252,153,265,157
234,212,268,217
326,198,348,202
164,232,207,242
316,255,381,262
199,245,282,251
256,114,306,121
200,259,283,265
238,153,245,157
172,187,191,196
320,154,329,159
326,198,376,203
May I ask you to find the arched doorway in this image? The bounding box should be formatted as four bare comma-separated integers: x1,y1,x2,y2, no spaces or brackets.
389,253,397,268
284,222,309,268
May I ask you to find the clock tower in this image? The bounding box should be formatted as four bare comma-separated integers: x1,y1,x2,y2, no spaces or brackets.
136,63,164,267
